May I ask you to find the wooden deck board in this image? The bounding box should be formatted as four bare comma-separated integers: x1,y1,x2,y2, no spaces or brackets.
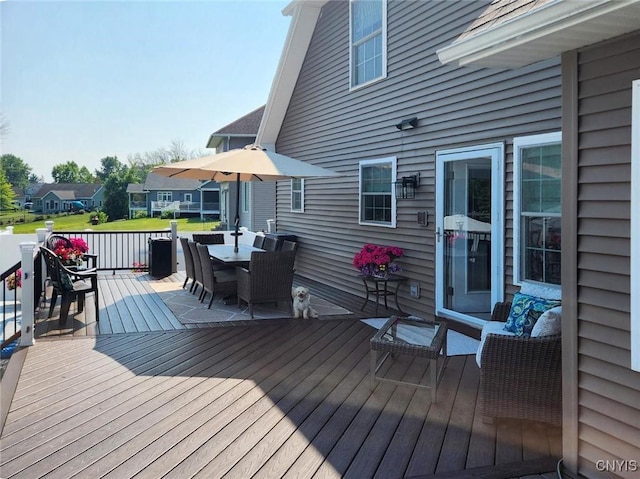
0,272,561,479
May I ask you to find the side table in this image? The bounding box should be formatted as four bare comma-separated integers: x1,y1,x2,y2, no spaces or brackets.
359,274,406,315
370,316,448,401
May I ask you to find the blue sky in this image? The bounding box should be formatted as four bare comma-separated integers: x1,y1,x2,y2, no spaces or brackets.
1,0,291,182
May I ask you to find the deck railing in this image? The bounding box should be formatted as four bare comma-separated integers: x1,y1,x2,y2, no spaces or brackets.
52,228,174,272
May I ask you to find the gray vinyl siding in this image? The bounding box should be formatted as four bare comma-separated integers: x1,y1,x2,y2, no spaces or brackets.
251,182,275,233
274,0,561,319
569,32,640,479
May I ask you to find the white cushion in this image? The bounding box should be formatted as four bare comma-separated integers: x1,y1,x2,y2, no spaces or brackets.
476,321,517,368
519,282,561,301
530,306,562,337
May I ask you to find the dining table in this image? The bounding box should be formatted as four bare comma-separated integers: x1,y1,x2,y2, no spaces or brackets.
206,244,264,267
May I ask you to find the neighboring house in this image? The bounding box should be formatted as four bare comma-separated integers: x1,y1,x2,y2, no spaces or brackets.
257,1,639,478
10,183,44,208
126,172,220,220
207,105,274,232
436,1,640,478
32,183,105,213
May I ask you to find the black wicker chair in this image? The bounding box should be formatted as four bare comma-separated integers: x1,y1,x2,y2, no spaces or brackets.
479,301,562,425
196,243,237,308
192,233,225,245
179,237,196,292
236,250,296,318
187,240,204,298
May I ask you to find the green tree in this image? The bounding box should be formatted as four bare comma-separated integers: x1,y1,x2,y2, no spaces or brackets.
95,156,124,183
0,166,17,211
0,154,32,188
103,166,139,221
51,161,95,183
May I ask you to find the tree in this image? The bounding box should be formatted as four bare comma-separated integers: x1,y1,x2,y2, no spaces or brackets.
95,156,124,183
102,166,138,221
0,166,17,211
51,161,95,183
0,154,32,189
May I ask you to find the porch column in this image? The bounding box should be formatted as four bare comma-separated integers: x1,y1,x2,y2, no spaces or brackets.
19,242,37,347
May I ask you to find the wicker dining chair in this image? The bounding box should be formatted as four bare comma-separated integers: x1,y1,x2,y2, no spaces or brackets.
253,235,265,249
281,240,297,252
261,236,279,252
196,243,237,308
187,240,204,298
236,250,296,318
192,233,225,245
179,237,196,292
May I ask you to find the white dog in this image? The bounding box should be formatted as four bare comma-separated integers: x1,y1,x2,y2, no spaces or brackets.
292,286,319,319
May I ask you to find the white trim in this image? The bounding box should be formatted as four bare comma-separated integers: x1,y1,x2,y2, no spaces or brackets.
631,79,640,372
349,0,388,91
513,131,562,287
358,156,397,228
437,0,640,68
435,143,504,328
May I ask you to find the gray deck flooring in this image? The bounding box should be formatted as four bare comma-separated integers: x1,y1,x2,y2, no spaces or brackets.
0,272,561,479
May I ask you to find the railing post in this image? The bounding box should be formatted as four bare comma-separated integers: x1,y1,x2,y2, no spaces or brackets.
45,220,54,232
20,242,37,347
170,220,178,274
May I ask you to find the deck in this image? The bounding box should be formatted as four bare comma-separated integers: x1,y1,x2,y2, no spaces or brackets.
0,272,561,479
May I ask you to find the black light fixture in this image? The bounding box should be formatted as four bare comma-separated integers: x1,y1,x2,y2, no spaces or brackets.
395,173,420,199
395,117,418,131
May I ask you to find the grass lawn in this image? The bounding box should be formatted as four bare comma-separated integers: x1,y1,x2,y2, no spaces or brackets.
1,211,220,234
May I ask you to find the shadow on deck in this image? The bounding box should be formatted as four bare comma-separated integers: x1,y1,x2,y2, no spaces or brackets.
0,272,561,479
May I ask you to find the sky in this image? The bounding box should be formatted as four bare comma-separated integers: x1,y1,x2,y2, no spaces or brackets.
0,0,292,182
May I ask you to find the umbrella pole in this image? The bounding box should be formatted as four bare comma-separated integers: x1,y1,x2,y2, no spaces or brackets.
232,173,241,253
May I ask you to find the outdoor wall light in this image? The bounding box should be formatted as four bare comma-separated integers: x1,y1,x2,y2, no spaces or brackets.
395,173,420,199
395,117,418,131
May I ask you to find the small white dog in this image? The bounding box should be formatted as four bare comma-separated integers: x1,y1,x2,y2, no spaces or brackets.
292,286,319,319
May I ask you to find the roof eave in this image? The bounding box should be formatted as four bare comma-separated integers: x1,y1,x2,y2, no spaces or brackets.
437,0,640,68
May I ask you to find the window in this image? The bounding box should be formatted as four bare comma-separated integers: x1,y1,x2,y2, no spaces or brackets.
291,178,304,212
242,183,249,213
184,193,192,203
513,132,562,286
157,192,172,202
359,157,396,227
350,0,386,89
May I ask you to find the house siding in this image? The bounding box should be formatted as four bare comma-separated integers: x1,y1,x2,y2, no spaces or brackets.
274,0,561,319
569,32,640,478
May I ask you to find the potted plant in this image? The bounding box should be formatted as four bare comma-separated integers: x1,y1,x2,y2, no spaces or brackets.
353,244,404,279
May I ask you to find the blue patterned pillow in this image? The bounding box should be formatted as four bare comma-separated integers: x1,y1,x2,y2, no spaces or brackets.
504,292,561,336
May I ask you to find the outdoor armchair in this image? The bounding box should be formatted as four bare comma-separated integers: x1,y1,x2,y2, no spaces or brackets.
192,233,225,245
179,237,197,292
46,234,98,269
236,250,296,319
187,240,204,298
40,246,99,324
196,243,237,308
261,236,279,252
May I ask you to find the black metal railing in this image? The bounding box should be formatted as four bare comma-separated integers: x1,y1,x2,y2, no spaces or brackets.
52,229,172,272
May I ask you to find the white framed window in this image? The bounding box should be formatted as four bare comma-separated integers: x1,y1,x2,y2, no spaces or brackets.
242,182,249,213
184,193,192,203
157,191,172,202
513,132,562,286
359,157,396,227
630,79,640,372
291,178,304,212
350,0,387,89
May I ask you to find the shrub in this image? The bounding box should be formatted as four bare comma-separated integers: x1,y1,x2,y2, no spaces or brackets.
134,211,148,219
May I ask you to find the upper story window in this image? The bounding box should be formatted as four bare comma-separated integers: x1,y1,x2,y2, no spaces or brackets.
513,132,562,286
359,157,396,227
350,0,387,89
157,191,172,202
291,178,304,212
242,182,250,213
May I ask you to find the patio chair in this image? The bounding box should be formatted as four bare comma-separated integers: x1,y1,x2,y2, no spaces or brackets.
262,236,279,252
40,246,99,324
187,240,204,298
253,235,265,249
236,250,296,318
196,243,237,308
179,237,196,292
46,234,98,269
281,240,297,252
192,233,225,245
477,286,562,425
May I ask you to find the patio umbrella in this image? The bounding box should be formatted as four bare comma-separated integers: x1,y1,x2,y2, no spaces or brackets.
152,144,339,251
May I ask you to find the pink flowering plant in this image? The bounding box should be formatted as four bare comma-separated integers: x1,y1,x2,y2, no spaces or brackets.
6,269,22,290
53,237,89,266
353,244,404,278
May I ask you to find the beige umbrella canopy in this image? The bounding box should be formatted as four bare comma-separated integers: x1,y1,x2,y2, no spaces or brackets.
152,144,339,251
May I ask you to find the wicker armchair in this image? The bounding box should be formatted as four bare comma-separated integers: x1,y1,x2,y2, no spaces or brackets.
479,301,562,425
179,237,196,292
236,250,296,318
192,233,225,245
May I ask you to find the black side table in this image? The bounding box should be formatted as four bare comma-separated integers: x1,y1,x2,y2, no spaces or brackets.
359,274,406,315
